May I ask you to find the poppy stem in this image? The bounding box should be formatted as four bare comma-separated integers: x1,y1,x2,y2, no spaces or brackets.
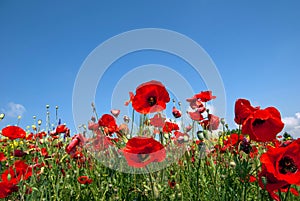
283,186,291,201
146,166,155,199
130,109,135,138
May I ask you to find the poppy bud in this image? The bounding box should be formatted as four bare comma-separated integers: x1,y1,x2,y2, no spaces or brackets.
172,107,182,118
123,115,130,123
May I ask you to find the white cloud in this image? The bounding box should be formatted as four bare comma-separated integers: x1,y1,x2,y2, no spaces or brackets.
282,113,300,138
2,102,26,118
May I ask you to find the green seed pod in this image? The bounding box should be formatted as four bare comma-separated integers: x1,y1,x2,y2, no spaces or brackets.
7,173,11,181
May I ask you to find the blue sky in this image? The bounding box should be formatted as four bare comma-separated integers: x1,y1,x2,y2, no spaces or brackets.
1,1,300,137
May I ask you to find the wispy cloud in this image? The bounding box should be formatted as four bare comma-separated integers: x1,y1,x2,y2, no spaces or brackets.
1,102,26,118
282,112,300,138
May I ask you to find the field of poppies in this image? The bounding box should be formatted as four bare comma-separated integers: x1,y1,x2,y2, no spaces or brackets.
1,80,300,201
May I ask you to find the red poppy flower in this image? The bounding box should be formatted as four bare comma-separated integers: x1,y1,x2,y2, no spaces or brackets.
90,135,113,152
0,181,18,199
88,122,99,131
0,152,7,162
98,114,118,135
56,125,69,133
77,176,93,184
122,137,166,168
194,91,216,102
1,126,26,140
234,99,260,125
260,139,300,185
242,107,284,142
41,148,48,157
249,175,257,183
131,80,170,114
150,113,166,127
172,106,182,118
186,96,204,109
1,160,32,184
188,109,204,121
66,134,85,154
163,122,179,133
219,133,244,153
174,131,189,145
201,114,220,130
26,133,34,141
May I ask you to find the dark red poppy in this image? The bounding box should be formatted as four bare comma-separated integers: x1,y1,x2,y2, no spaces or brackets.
98,114,118,135
201,114,220,130
150,113,166,127
131,80,170,114
168,180,176,188
242,107,284,142
234,99,260,125
1,126,26,140
13,150,27,157
1,160,33,184
0,181,18,199
172,106,182,118
163,122,179,133
122,137,166,168
77,176,93,184
195,91,216,102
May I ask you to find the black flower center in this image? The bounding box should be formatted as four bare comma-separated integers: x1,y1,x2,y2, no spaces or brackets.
147,96,157,106
252,119,265,127
138,154,150,162
279,157,298,174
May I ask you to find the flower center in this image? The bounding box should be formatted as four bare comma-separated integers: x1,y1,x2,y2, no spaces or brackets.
147,96,157,106
279,157,298,174
138,154,150,162
252,119,265,127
